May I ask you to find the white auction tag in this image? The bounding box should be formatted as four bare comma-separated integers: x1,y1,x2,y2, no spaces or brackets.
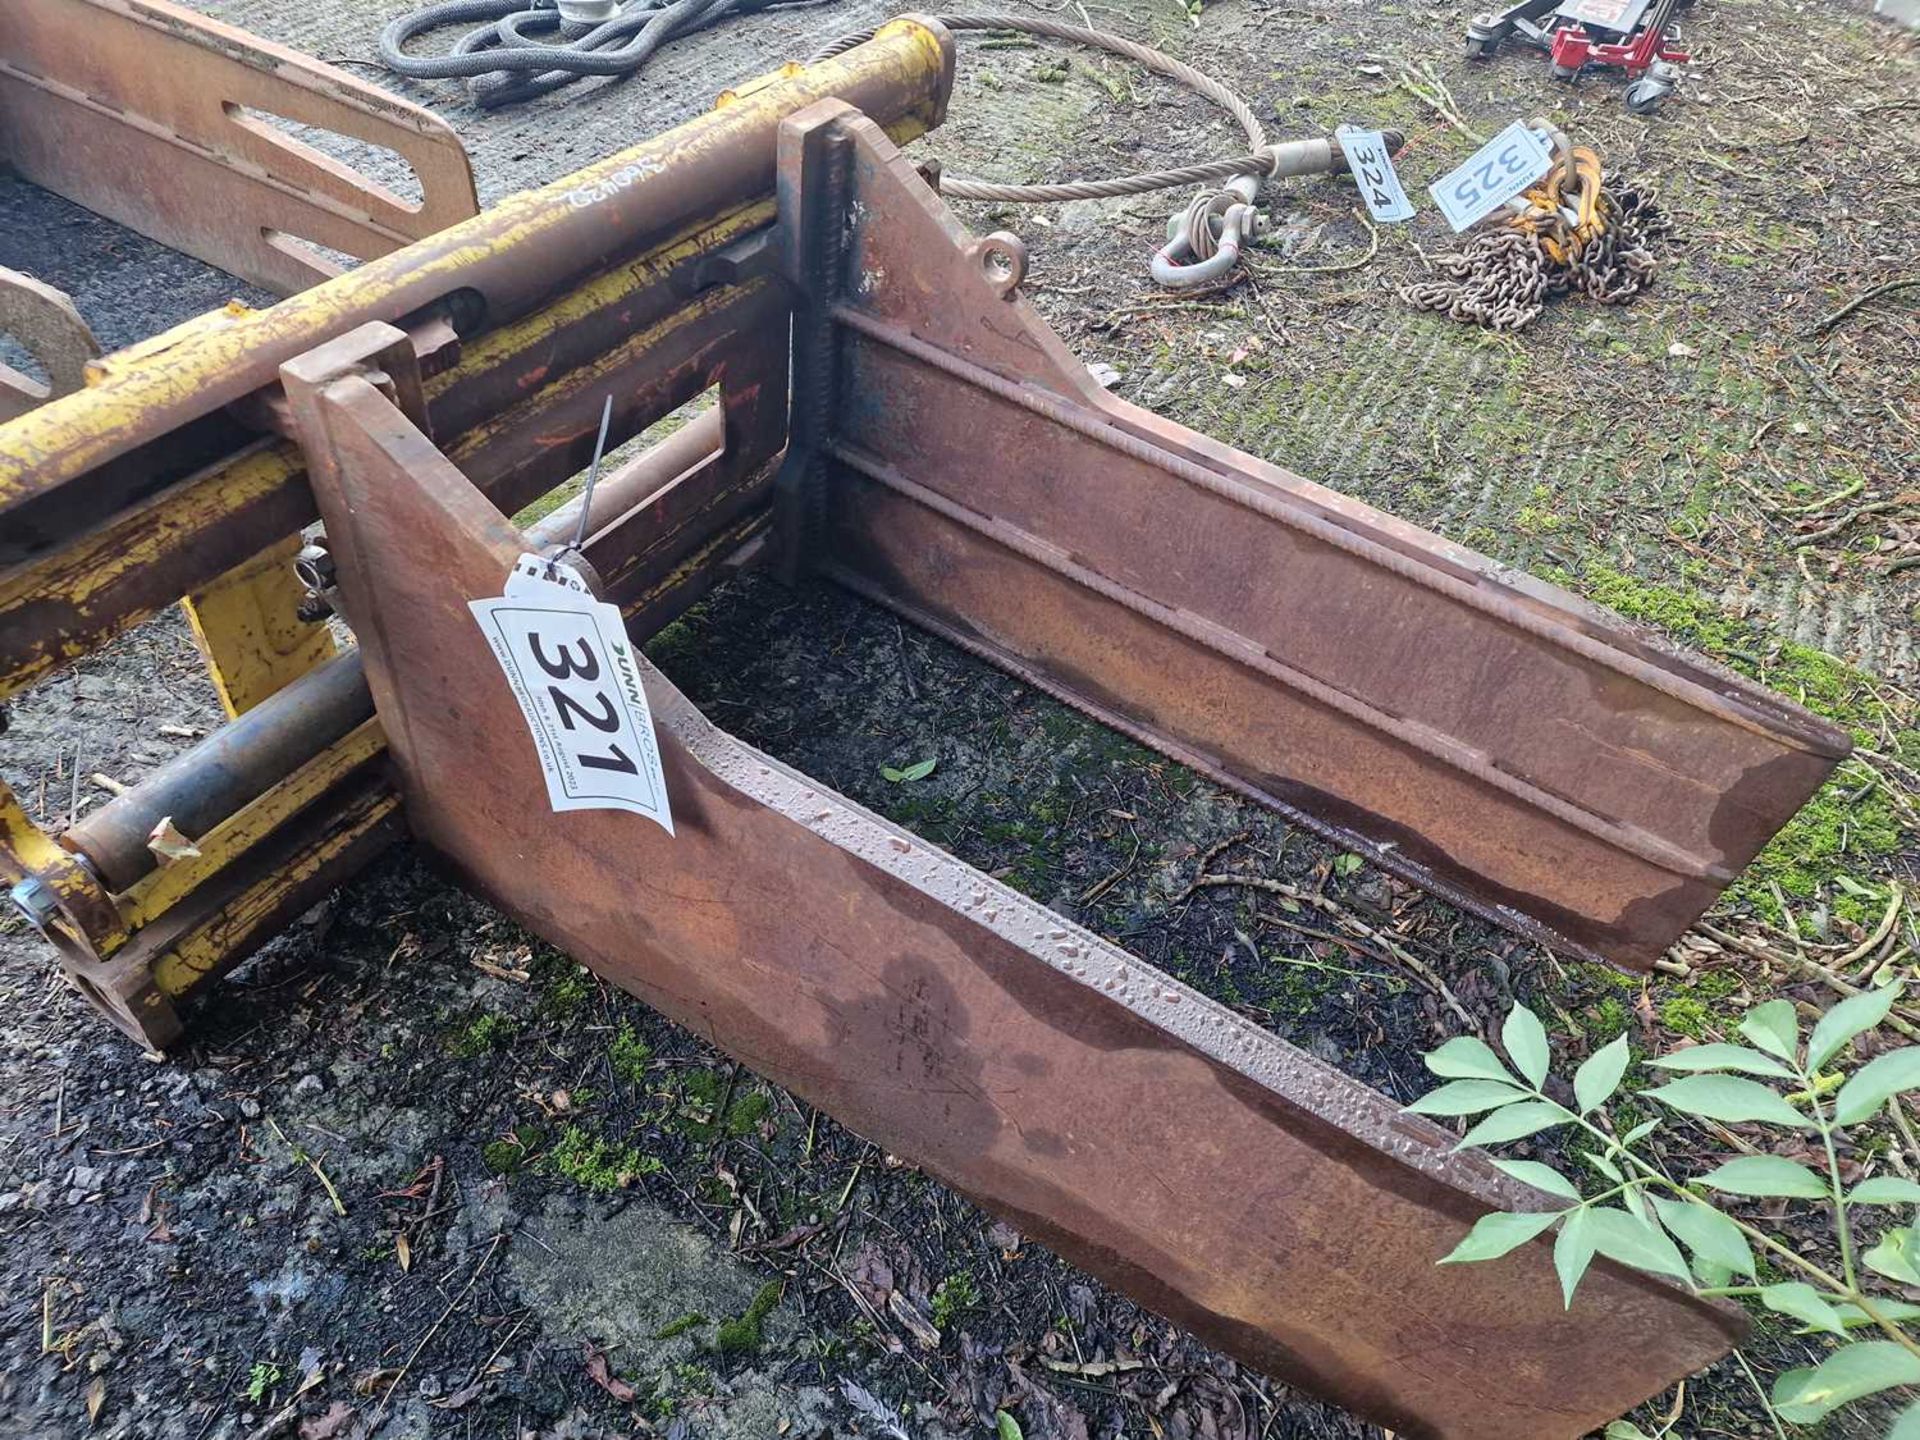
470,554,673,833
1428,122,1555,233
1335,126,1415,224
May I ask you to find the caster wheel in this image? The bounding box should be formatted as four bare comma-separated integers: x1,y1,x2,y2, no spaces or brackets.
1551,62,1577,78
1464,32,1499,58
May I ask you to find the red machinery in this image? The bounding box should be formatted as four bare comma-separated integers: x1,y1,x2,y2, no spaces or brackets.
1466,0,1690,112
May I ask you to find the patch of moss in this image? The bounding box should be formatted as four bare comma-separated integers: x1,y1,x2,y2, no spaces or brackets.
533,957,591,1018
610,1025,653,1084
931,1270,978,1329
725,1091,771,1136
544,1124,660,1192
673,1069,773,1140
713,1280,781,1356
653,1312,709,1341
1659,993,1713,1041
1588,995,1631,1043
1514,504,1568,537
451,1010,516,1059
481,1123,544,1176
480,1139,522,1175
1694,969,1742,1002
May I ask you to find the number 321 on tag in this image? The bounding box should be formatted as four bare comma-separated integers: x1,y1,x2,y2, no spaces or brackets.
471,582,674,832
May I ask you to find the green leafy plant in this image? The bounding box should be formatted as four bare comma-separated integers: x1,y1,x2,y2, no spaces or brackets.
245,1360,283,1402
880,757,937,784
1410,987,1920,1435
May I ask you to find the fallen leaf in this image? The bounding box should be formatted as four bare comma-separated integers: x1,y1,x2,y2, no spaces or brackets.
85,1377,105,1424
429,1376,489,1411
146,816,201,863
748,1219,826,1253
353,1367,402,1396
395,1234,412,1272
880,758,937,784
298,1402,356,1440
584,1344,636,1403
1667,341,1698,358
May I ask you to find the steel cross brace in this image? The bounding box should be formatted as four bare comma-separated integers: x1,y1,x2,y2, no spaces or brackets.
265,96,1781,1440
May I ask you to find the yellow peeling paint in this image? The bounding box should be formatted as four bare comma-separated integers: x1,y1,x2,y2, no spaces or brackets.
119,718,385,933
150,788,400,993
181,534,336,717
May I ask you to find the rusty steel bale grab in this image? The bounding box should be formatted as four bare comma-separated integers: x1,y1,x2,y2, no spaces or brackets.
0,0,480,297
0,16,1853,1437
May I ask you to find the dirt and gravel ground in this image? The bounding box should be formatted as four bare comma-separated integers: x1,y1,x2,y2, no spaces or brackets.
1,0,1916,1437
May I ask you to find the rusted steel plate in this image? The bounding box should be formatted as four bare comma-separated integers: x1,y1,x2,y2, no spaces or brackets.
0,17,952,562
0,0,477,296
788,105,1850,971
283,352,1742,1440
0,266,99,421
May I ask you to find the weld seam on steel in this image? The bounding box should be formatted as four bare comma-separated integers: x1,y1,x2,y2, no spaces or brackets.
826,439,1725,883
828,305,1846,760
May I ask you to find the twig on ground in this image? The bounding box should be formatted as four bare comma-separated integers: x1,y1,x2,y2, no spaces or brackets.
1776,477,1863,517
368,1231,504,1429
1080,834,1140,905
1806,277,1920,335
1382,59,1482,141
1796,499,1909,548
1694,923,1920,1043
1841,883,1906,980
1180,870,1477,1029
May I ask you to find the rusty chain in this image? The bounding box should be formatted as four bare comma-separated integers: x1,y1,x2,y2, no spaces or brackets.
1400,158,1671,332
